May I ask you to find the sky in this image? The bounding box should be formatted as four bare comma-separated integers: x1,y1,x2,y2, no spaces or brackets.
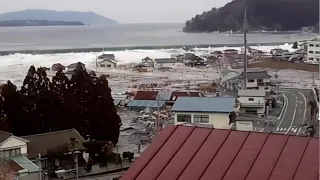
0,0,232,23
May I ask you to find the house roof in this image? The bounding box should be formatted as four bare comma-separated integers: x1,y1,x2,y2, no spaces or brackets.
134,91,159,100
154,58,177,64
238,90,265,97
8,155,39,173
169,91,203,101
98,59,116,64
127,100,166,108
156,91,173,101
240,71,271,80
0,130,12,143
21,129,86,158
142,57,152,60
98,54,115,59
171,97,235,113
122,125,319,180
67,62,85,69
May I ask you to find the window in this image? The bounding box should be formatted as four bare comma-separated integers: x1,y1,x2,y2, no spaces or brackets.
248,98,254,101
177,114,191,123
309,57,314,60
309,44,314,47
257,79,263,83
100,64,105,67
309,51,314,53
316,44,320,47
194,115,209,123
0,148,21,157
316,51,320,54
317,58,320,62
248,79,254,83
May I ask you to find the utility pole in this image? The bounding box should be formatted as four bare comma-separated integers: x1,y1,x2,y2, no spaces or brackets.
75,153,79,180
38,154,42,180
243,0,248,90
188,80,190,96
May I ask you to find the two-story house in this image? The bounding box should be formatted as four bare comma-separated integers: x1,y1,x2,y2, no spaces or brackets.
237,89,266,115
171,97,237,129
241,71,272,92
0,131,40,177
154,58,184,70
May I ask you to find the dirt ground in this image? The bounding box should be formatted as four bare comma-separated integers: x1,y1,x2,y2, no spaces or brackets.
247,60,319,72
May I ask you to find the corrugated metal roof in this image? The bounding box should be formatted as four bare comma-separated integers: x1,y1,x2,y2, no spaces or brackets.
134,91,159,100
8,155,39,173
127,100,166,108
238,90,265,97
241,71,271,80
121,126,319,180
171,97,235,113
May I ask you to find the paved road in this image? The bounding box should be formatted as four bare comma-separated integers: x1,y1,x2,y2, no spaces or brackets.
79,171,125,180
274,88,312,135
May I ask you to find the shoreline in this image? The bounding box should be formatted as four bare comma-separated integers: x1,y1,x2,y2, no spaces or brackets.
0,41,293,56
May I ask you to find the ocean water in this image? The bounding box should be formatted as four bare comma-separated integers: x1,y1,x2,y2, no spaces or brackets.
0,23,316,86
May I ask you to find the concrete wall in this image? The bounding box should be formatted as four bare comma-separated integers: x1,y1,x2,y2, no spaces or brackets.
174,112,231,129
18,172,39,180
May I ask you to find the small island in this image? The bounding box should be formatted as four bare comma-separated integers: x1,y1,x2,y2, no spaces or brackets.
183,0,318,33
0,20,84,27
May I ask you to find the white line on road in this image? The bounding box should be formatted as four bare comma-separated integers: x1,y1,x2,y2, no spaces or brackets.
284,128,287,131
277,94,288,129
280,128,283,131
276,127,279,131
297,92,307,135
286,103,297,135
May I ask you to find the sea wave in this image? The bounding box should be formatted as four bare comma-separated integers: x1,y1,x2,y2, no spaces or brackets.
0,41,293,56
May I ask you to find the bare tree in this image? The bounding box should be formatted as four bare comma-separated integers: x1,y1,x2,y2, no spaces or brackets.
0,159,15,180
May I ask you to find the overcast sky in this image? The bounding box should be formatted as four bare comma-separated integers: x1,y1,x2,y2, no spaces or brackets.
0,0,232,23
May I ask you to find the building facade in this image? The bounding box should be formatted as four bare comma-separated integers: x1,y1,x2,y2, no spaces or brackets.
171,97,237,129
302,37,320,64
237,89,266,114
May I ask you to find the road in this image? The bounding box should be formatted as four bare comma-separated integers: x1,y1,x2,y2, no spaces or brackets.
274,88,312,135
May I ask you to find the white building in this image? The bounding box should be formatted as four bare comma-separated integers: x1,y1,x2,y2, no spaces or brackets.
301,37,320,64
154,58,184,70
237,89,266,114
98,59,117,68
241,71,272,92
171,97,237,129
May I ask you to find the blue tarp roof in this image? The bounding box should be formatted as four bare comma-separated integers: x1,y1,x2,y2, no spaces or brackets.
171,97,235,113
127,100,166,108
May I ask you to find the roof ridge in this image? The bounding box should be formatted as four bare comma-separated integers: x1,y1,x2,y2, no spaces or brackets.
21,128,77,138
0,130,13,135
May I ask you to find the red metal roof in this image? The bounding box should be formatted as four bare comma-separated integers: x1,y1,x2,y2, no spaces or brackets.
134,91,159,100
121,126,319,180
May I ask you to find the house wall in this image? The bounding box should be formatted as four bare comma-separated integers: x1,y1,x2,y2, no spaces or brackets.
238,96,265,114
174,112,230,129
99,61,116,68
154,62,184,69
0,137,27,154
246,78,270,92
306,41,320,64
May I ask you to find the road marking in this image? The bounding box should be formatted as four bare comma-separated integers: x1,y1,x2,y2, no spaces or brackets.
286,103,297,135
297,92,307,135
284,128,287,131
280,128,283,131
276,127,279,131
259,128,265,132
277,94,288,129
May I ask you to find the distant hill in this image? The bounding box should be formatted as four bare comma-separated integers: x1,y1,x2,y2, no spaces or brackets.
0,9,118,25
0,20,84,27
183,0,318,33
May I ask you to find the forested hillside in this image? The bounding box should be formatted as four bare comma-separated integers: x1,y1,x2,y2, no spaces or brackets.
183,0,318,32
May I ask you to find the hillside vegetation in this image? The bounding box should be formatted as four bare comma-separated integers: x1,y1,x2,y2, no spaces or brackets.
183,0,318,32
0,9,118,25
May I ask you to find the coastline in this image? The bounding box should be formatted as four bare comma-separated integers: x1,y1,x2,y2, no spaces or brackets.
0,41,293,56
